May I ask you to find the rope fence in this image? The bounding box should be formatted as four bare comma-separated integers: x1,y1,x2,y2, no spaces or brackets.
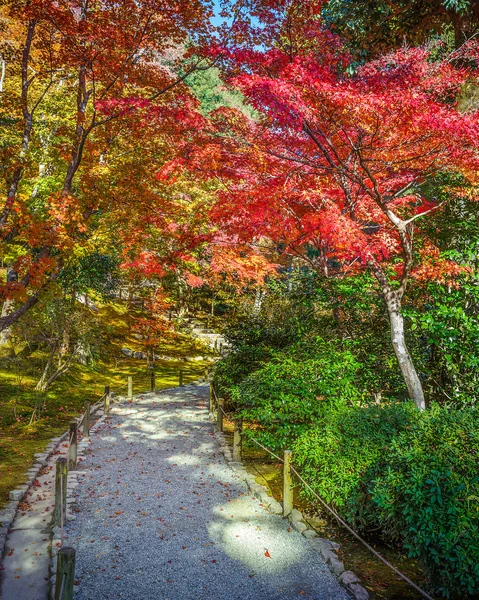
209,382,435,600
50,366,209,599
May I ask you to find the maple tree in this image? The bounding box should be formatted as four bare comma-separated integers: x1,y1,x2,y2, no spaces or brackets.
0,0,215,331
203,15,479,410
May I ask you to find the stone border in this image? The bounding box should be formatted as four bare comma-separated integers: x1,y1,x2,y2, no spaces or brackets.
0,430,70,557
214,429,370,600
50,405,110,599
0,402,105,591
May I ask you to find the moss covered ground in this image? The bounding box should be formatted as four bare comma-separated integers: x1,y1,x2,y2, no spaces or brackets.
0,300,214,508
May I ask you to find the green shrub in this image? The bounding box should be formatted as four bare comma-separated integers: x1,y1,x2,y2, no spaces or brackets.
292,402,416,527
214,343,270,396
370,406,479,598
231,341,364,451
290,403,479,598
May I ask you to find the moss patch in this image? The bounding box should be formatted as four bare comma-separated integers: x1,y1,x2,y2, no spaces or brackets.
0,300,214,508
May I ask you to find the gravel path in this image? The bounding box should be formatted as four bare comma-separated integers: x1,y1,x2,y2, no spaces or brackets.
64,385,349,600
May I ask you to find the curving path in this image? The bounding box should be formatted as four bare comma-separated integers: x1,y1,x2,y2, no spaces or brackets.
62,385,349,600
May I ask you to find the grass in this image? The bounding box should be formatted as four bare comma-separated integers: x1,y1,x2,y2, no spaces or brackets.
0,299,215,508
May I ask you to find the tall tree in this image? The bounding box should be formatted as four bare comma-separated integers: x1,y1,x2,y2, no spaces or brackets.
206,31,479,410
0,0,214,331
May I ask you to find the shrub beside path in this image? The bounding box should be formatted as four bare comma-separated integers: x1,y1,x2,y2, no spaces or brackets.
62,384,348,600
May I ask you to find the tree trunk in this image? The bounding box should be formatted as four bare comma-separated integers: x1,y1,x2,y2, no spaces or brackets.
385,295,426,411
0,299,14,345
253,287,265,315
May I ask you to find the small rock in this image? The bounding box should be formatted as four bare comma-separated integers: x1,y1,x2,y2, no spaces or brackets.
319,547,338,563
291,520,307,534
349,583,370,600
302,529,317,539
339,571,360,586
289,508,303,522
328,555,345,576
268,499,283,515
310,537,340,552
9,487,28,501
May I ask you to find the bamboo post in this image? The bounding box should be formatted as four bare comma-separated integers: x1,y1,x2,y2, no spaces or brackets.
217,398,224,432
127,376,133,399
283,449,293,517
68,421,77,471
83,401,90,438
55,547,76,600
54,458,68,528
151,371,156,393
233,420,242,461
179,369,184,387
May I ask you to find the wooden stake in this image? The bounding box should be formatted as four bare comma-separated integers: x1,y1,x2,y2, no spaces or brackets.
217,398,224,432
55,547,76,600
283,449,293,517
179,369,184,387
83,402,90,438
127,376,133,399
151,371,156,393
68,421,77,471
209,382,214,414
54,458,68,528
233,420,242,461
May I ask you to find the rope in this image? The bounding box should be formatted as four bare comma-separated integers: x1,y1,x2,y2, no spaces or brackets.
249,436,283,463
213,394,435,600
289,466,435,600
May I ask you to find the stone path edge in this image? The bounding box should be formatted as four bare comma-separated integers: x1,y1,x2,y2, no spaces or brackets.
47,383,368,600
48,381,207,599
214,424,370,600
49,405,110,599
0,399,108,573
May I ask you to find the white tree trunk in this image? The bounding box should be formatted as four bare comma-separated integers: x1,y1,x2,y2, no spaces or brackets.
387,298,426,411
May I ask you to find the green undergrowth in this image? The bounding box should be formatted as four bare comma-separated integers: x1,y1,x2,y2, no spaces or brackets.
0,300,214,508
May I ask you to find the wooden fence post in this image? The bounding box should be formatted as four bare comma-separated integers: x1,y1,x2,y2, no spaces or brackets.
220,342,223,355
283,449,293,517
214,339,218,351
217,398,224,432
68,421,77,471
151,371,156,393
233,420,242,462
54,457,68,528
127,376,133,399
209,382,214,414
104,394,110,417
83,402,90,438
55,547,76,600
179,369,184,387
